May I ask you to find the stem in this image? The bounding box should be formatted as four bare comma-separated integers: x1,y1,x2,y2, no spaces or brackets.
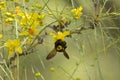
42,0,57,20
17,55,19,80
68,64,79,80
71,0,75,8
100,0,108,16
4,59,14,80
96,58,104,80
84,64,91,80
38,55,45,70
25,68,27,80
0,75,4,80
14,17,19,80
94,24,104,80
15,19,18,39
14,58,17,80
31,66,37,80
12,54,20,80
59,66,75,80
0,65,11,80
0,11,4,60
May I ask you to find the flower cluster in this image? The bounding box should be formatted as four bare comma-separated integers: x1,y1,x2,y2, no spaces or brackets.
1,1,83,59
2,3,46,57
71,6,83,19
50,31,70,42
18,12,45,36
4,39,22,57
5,11,15,23
0,1,6,11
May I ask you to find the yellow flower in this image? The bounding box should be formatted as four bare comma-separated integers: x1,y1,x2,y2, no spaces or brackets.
17,12,29,25
0,34,3,38
0,1,6,6
71,6,83,19
5,18,14,23
4,39,22,57
50,67,55,72
18,12,45,26
5,12,15,18
19,31,29,36
38,13,45,20
35,72,41,77
19,26,39,36
0,1,6,11
50,31,70,42
33,4,41,9
5,11,16,23
18,12,45,37
26,37,33,44
15,6,20,14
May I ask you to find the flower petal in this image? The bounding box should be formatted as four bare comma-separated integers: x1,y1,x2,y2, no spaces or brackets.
63,31,70,37
16,47,22,54
8,48,14,57
35,72,41,77
0,34,3,38
19,31,29,36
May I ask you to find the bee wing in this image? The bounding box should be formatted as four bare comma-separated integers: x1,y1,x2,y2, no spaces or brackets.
63,50,69,59
46,49,57,60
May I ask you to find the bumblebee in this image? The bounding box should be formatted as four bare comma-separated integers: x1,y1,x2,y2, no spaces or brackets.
46,39,69,60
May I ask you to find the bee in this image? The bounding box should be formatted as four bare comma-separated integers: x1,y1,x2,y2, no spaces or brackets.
46,39,69,60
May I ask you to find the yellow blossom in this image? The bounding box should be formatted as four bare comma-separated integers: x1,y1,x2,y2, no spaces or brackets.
50,31,70,42
0,1,6,6
5,18,14,23
71,6,83,19
5,12,12,17
5,12,15,18
5,11,16,23
50,67,55,72
26,37,33,44
0,34,3,38
19,31,29,36
48,11,53,15
33,4,41,9
35,72,41,77
19,26,39,36
0,1,6,11
38,13,45,20
15,6,20,14
17,12,29,25
18,12,44,36
4,39,22,57
17,12,45,26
